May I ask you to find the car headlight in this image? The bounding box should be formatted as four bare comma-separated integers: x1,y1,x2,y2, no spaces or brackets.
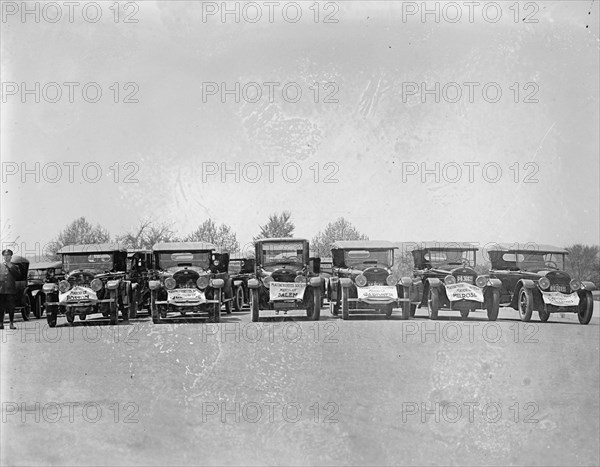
165,278,176,290
90,278,104,292
444,275,456,285
386,275,398,286
570,279,581,291
263,276,273,288
43,283,58,293
197,275,210,289
475,276,487,288
295,275,306,283
58,280,70,293
538,277,550,290
355,275,367,287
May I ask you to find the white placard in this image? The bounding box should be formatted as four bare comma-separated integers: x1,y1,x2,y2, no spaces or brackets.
445,283,484,302
356,285,398,301
59,286,98,304
542,291,580,307
270,282,306,301
168,288,206,304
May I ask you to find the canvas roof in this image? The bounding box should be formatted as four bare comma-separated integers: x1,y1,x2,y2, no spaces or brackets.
29,261,63,270
331,240,398,250
410,242,479,251
152,241,216,252
58,243,127,254
486,243,568,254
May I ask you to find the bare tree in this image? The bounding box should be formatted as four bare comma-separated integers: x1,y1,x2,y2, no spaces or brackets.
184,219,239,252
116,220,178,250
566,244,600,284
311,217,369,257
46,217,111,259
254,211,295,240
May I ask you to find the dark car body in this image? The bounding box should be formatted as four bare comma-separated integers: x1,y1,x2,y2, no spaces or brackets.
126,249,154,318
247,238,323,321
23,260,64,319
6,256,30,321
411,242,501,320
329,241,412,320
148,242,233,323
487,243,595,324
228,257,255,311
43,244,132,327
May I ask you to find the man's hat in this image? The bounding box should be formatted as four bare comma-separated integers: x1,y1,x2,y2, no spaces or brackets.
2,249,13,255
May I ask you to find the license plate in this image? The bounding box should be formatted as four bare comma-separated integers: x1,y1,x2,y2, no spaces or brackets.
550,284,567,292
456,275,473,283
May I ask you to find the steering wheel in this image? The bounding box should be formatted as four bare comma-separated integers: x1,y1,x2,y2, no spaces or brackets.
545,261,558,269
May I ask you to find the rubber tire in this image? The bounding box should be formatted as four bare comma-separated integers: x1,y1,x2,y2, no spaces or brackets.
224,296,232,315
310,287,321,321
341,287,349,321
151,294,160,324
21,294,31,321
109,291,118,325
385,304,394,319
213,289,221,323
487,289,500,321
79,313,86,321
410,303,417,318
401,301,409,320
578,290,594,325
66,312,75,324
460,310,470,319
250,288,260,323
234,286,244,311
129,293,138,319
428,288,440,320
539,308,550,322
34,294,43,319
47,305,57,328
518,287,534,322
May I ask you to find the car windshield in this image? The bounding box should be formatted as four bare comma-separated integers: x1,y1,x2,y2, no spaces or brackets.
424,249,475,268
261,242,305,264
157,251,211,269
229,261,242,274
28,270,46,280
502,252,564,272
62,253,114,272
344,249,393,268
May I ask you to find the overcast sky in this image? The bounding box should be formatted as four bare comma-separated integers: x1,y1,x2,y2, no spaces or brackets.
1,1,598,258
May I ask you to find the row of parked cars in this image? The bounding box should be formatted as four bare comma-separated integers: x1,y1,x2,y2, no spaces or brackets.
10,238,595,326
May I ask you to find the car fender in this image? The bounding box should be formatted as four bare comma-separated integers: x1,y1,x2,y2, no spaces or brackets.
581,281,596,291
519,279,536,289
233,280,243,287
309,277,322,288
487,278,502,288
247,278,260,289
339,278,352,288
427,278,441,289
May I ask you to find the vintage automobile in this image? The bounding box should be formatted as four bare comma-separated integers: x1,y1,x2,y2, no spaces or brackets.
319,256,333,302
228,257,256,311
23,260,64,319
42,244,132,327
126,249,153,318
148,242,233,323
411,243,501,320
247,238,323,321
5,256,30,321
487,243,595,324
329,241,412,320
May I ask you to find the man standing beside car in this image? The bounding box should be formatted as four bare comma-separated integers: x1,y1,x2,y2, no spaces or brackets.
0,249,19,330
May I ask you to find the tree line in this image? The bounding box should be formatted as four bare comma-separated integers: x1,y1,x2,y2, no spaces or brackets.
40,214,600,283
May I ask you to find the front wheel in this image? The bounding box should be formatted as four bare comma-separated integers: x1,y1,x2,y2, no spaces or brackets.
66,311,75,324
150,294,160,324
410,303,417,318
330,300,339,316
385,304,394,319
341,287,349,320
212,289,221,323
518,288,534,322
21,294,31,321
460,310,470,319
250,288,260,322
486,289,500,321
538,308,550,322
46,303,58,328
309,287,321,321
34,294,44,319
109,291,118,325
428,288,439,320
578,290,594,325
129,292,138,319
234,286,244,312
